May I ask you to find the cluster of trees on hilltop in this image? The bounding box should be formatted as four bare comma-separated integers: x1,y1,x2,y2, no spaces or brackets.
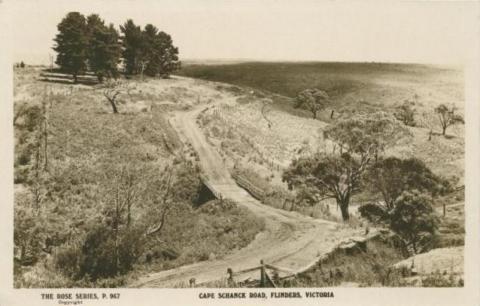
53,12,180,83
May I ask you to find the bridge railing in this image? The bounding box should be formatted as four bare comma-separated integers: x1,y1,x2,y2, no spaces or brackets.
231,173,266,201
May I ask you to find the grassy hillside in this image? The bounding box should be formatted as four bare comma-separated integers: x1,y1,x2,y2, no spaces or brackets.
13,68,265,287
13,62,465,287
188,61,465,250
178,62,464,118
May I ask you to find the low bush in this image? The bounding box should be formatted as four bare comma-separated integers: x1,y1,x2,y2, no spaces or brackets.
285,235,406,287
421,271,462,287
55,224,145,281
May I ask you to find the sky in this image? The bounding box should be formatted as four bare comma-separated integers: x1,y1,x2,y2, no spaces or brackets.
4,0,479,65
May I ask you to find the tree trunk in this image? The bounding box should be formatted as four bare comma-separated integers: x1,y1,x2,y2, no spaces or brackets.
337,196,350,221
312,111,317,119
43,116,48,170
109,98,118,114
73,74,78,84
290,201,296,211
20,245,25,263
411,241,418,255
127,205,131,228
339,203,349,221
442,126,446,136
114,206,119,275
330,110,334,119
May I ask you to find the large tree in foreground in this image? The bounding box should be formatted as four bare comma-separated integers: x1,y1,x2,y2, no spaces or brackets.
283,112,409,221
323,112,410,160
53,12,88,83
359,157,450,254
364,157,452,211
283,152,365,221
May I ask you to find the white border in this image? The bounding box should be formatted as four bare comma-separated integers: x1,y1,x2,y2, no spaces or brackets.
1,1,479,306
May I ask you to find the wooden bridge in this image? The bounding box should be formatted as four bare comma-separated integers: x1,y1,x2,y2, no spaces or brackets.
199,172,266,202
199,174,223,199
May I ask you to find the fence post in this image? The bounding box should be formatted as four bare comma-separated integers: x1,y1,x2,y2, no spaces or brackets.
227,268,234,286
260,259,266,287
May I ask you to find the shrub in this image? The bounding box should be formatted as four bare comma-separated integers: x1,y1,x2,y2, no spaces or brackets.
421,271,461,287
394,100,416,126
360,190,439,255
55,224,145,280
55,245,83,278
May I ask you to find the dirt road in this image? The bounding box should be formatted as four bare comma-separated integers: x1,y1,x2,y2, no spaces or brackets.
132,98,362,288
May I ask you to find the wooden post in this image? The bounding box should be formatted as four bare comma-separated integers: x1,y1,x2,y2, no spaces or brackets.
260,260,266,288
227,268,234,287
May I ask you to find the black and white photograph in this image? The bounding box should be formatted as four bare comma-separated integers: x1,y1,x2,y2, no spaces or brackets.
1,0,480,305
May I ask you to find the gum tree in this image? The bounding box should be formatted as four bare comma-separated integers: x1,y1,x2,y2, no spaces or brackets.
295,88,330,119
434,104,464,136
361,190,439,254
283,112,410,221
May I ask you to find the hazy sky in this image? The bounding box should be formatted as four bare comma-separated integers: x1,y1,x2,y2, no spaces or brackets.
5,0,479,65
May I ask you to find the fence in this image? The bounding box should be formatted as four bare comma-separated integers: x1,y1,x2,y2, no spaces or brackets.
216,231,384,288
226,260,296,288
39,72,99,85
210,106,283,172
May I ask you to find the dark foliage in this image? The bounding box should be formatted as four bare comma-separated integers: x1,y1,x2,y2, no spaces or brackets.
53,12,89,82
365,156,453,210
56,224,145,280
53,13,180,81
394,100,416,126
119,19,143,75
284,113,409,221
295,88,330,119
434,104,464,136
283,152,364,221
360,191,439,254
86,14,122,82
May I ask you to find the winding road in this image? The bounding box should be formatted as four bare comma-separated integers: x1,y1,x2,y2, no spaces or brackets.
132,101,362,288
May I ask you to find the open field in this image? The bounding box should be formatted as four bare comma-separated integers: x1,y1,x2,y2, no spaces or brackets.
178,62,464,120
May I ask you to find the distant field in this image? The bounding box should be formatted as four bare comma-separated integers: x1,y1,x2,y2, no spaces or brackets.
178,62,464,116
